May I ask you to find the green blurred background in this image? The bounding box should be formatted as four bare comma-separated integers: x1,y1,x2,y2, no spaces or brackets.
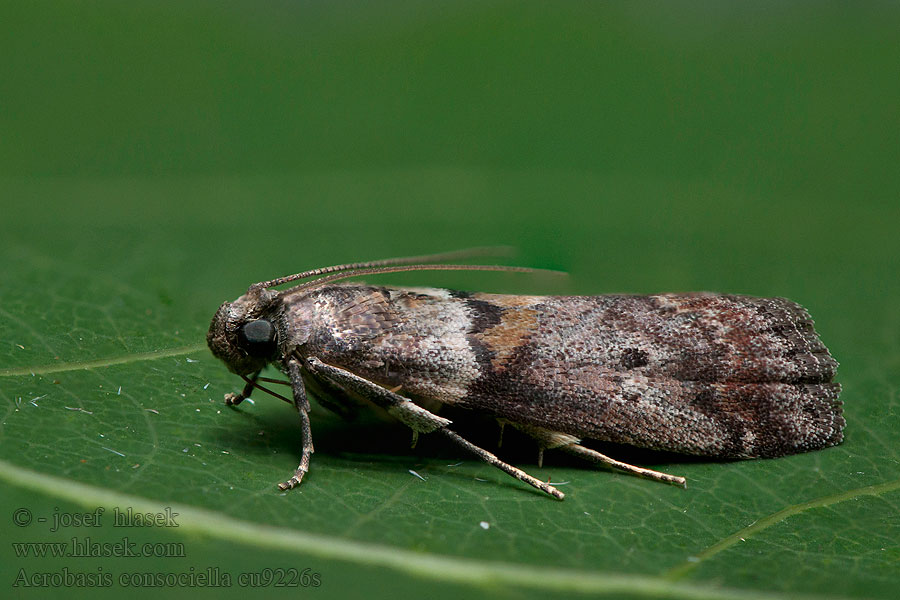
2,1,899,599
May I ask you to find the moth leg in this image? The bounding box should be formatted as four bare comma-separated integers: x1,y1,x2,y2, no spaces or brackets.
560,443,687,488
515,424,687,488
224,371,260,406
304,357,565,500
304,357,451,434
278,359,315,491
436,429,565,500
497,419,507,448
560,444,687,487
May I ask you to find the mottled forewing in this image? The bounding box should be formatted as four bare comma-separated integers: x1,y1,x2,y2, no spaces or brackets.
298,285,842,459
456,293,843,458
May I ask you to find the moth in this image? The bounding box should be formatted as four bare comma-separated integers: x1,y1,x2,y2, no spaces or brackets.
207,250,843,500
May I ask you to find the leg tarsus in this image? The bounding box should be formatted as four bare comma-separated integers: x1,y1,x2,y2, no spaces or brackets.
224,371,260,406
512,423,687,488
437,429,565,500
561,443,687,488
278,460,309,491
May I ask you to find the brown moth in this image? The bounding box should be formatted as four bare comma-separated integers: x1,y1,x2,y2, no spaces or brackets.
207,251,843,500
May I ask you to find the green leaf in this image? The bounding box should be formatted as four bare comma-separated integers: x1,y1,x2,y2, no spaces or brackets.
2,3,899,599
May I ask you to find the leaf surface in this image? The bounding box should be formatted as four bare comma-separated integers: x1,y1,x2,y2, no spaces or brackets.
2,2,899,598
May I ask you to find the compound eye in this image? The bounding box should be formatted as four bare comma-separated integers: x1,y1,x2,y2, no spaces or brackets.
237,319,277,357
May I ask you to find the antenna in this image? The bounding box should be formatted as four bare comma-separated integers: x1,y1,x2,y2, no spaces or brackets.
252,247,515,290
282,263,564,296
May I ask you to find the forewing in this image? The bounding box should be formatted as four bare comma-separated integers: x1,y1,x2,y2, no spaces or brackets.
457,293,843,458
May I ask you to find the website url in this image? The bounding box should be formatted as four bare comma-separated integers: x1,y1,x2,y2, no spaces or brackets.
13,537,185,558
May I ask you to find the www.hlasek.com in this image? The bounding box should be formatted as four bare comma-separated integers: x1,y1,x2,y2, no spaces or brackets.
13,536,185,558
14,567,322,589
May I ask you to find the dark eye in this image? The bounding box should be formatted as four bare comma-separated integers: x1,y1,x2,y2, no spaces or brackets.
238,319,277,357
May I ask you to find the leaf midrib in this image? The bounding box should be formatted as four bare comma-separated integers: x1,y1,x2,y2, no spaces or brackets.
0,458,859,600
0,344,207,377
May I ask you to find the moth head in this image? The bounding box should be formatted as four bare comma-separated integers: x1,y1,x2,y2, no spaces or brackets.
207,286,281,375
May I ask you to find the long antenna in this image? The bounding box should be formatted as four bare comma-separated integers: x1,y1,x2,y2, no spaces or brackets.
281,263,565,296
252,247,514,290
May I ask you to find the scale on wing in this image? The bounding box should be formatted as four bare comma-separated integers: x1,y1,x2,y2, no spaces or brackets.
303,285,843,460
458,292,844,459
